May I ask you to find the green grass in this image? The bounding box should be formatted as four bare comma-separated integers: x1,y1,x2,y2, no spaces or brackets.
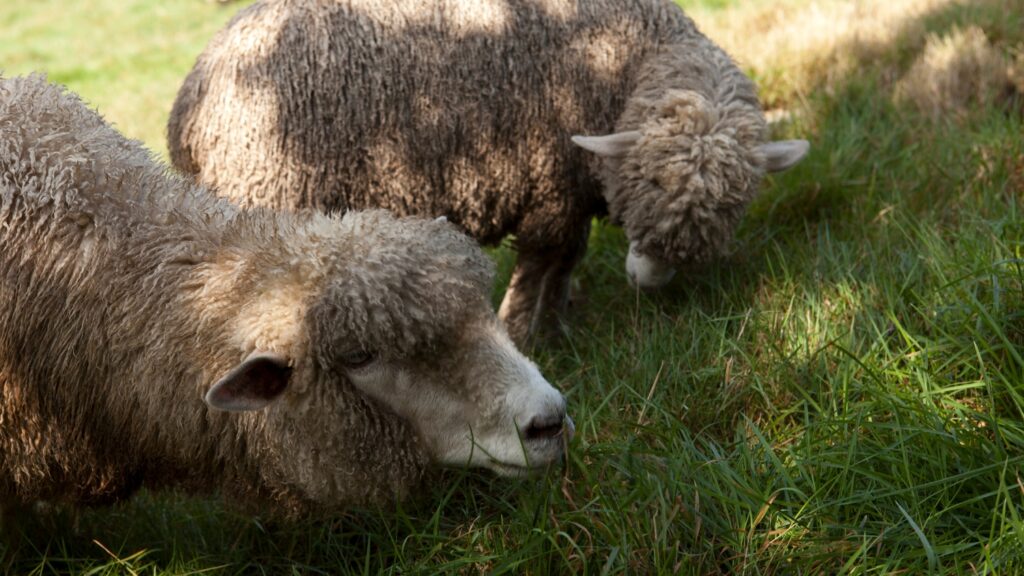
0,0,245,160
3,0,1024,574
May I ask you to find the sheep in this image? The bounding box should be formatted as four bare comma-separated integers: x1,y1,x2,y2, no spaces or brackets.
167,0,810,344
0,74,573,518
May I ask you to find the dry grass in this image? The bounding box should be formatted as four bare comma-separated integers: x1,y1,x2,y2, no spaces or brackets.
689,0,956,103
687,0,1023,117
895,25,1015,119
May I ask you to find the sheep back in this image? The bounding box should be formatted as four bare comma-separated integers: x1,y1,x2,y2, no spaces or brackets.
168,0,698,251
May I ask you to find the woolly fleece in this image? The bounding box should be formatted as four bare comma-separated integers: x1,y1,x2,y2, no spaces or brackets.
168,0,784,342
0,74,510,515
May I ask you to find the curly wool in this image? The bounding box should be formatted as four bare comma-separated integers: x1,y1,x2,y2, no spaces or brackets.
168,0,774,339
0,75,495,515
596,35,768,266
169,0,701,245
608,96,764,264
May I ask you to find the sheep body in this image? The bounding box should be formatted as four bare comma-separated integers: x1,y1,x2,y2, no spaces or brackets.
1,75,569,516
169,0,806,342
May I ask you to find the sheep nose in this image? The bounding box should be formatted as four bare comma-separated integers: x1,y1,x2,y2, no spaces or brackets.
523,408,573,441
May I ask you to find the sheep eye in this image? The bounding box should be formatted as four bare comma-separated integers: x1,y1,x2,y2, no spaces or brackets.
340,350,375,370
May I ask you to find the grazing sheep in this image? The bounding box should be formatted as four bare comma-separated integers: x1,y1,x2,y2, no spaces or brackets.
0,75,573,518
168,0,809,344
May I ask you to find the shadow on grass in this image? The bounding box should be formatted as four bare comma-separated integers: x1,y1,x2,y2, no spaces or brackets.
1,467,561,574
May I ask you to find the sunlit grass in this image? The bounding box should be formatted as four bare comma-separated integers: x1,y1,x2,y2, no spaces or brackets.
3,0,1024,574
686,0,1024,112
0,0,251,160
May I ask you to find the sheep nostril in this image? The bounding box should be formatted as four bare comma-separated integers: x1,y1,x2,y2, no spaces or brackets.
524,412,566,441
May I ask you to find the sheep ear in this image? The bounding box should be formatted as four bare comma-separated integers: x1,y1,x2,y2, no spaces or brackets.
571,131,642,158
205,352,293,412
759,140,810,173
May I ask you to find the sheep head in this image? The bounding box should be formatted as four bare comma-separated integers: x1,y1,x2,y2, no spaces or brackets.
202,210,571,508
573,89,808,289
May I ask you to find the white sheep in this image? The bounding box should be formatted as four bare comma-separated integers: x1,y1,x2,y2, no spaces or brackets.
0,75,573,518
168,0,809,344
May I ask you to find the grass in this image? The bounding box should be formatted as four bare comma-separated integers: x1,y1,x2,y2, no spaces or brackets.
0,0,244,160
3,0,1024,573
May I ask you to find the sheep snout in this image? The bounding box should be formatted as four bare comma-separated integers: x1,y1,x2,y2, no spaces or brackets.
626,241,677,290
468,328,572,474
522,409,567,441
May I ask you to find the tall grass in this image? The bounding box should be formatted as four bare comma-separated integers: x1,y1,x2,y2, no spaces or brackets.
2,0,1023,573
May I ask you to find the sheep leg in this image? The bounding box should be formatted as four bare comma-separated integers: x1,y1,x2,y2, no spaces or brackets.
499,233,588,346
499,253,548,346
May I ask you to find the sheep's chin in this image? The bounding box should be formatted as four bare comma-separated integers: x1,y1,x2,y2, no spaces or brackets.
626,242,676,289
439,414,575,477
485,460,550,478
438,444,561,477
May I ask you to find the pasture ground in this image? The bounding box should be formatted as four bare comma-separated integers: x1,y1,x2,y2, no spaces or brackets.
2,0,1023,573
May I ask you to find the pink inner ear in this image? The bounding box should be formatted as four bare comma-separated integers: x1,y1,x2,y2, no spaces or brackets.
206,354,292,412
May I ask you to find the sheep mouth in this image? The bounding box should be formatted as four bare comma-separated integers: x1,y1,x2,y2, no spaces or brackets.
476,416,574,476
487,458,561,477
488,444,570,477
625,242,677,289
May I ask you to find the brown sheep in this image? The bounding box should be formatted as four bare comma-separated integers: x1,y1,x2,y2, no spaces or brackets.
168,0,809,344
0,75,573,518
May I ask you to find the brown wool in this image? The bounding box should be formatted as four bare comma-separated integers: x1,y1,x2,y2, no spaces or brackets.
1,75,502,516
169,0,778,343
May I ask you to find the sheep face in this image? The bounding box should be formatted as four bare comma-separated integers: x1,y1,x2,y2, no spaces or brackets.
573,90,809,289
337,319,573,477
309,212,572,476
204,211,571,505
